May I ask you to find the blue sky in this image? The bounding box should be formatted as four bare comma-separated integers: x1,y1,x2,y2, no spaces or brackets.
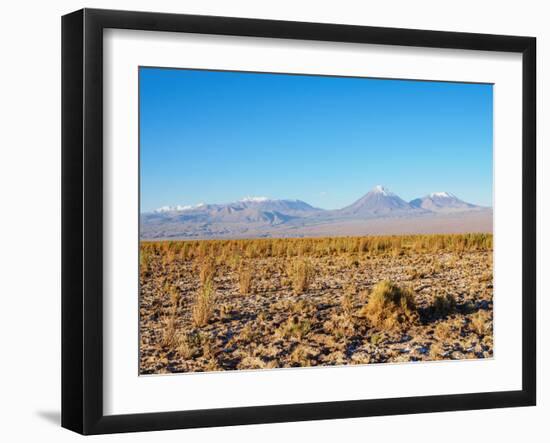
140,67,493,212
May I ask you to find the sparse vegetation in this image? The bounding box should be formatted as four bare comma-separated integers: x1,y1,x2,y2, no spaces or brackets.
238,264,253,295
289,258,314,295
432,293,457,318
139,233,493,373
277,316,312,340
191,279,215,327
199,257,216,285
470,310,492,336
342,284,355,318
160,314,177,348
360,280,418,330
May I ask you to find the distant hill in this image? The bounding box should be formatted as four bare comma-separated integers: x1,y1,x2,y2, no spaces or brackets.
140,186,491,239
409,192,480,213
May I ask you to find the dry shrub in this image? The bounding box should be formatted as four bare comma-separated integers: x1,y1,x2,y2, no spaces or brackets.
199,258,215,285
479,271,493,283
239,356,268,370
204,359,221,372
165,283,180,308
290,344,316,366
238,264,253,295
323,314,355,339
192,279,215,327
407,267,419,280
202,335,216,360
277,316,311,340
429,342,446,360
360,280,418,330
239,323,258,342
160,314,177,348
176,332,201,359
228,253,242,271
290,258,314,295
290,298,314,316
140,248,151,274
434,322,453,341
470,310,492,336
342,284,356,317
369,332,383,346
219,302,233,320
432,294,457,318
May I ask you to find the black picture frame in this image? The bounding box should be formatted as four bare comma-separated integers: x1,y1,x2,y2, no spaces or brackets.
62,8,536,435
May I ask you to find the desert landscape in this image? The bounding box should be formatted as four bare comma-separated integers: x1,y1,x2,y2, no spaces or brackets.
139,233,493,374
138,68,494,375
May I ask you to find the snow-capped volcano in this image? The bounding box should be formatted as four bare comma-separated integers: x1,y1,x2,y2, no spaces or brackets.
409,192,479,213
338,185,417,216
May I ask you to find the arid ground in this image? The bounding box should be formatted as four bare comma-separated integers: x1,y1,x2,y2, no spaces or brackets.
139,234,493,374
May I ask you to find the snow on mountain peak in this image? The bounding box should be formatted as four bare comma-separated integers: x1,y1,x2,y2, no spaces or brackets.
371,185,394,196
153,202,204,213
429,192,455,199
240,196,270,203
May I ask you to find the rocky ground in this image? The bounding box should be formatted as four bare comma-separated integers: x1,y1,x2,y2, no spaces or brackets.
139,247,493,374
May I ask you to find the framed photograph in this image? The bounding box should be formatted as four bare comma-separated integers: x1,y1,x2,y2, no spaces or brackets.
61,8,536,435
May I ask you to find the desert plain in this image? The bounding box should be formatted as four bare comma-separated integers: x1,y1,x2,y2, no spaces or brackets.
139,233,493,374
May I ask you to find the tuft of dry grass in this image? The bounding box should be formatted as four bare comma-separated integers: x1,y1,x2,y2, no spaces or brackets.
199,257,216,285
432,293,457,318
429,342,446,360
360,280,418,330
290,345,316,366
470,310,492,336
176,332,201,359
192,279,215,327
160,314,177,348
323,313,355,339
289,258,314,295
342,284,355,318
277,316,311,340
238,264,253,295
434,322,453,341
140,249,151,275
290,298,314,316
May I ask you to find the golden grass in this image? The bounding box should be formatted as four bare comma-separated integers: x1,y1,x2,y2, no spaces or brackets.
199,257,216,285
160,314,177,348
192,279,215,327
289,258,314,295
139,232,494,373
238,264,253,295
470,310,492,336
360,280,418,330
141,233,493,264
277,316,312,340
342,284,356,318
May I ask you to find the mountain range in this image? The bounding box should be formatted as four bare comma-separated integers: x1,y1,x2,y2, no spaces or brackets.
140,186,492,239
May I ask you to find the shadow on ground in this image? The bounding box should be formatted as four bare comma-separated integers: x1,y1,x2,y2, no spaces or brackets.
36,410,60,426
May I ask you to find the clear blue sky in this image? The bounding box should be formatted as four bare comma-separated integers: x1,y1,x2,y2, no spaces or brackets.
140,67,493,212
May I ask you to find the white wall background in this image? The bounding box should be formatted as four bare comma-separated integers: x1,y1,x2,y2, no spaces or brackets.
0,0,546,441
